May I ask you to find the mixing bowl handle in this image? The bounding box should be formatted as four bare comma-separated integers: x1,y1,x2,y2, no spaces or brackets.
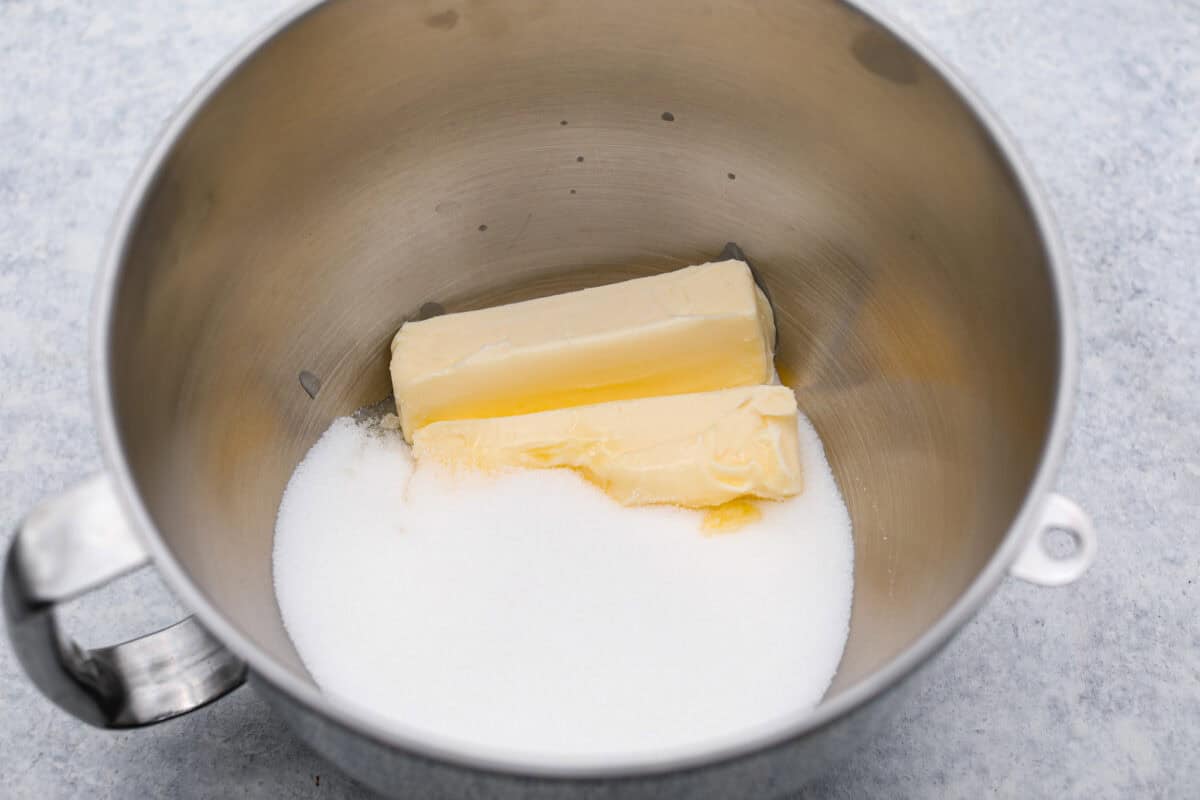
3,474,246,728
1010,492,1097,586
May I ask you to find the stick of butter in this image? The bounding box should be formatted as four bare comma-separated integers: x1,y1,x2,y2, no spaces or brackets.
391,260,775,440
411,385,802,508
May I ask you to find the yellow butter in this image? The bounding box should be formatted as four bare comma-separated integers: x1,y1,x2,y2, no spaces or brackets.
412,385,803,508
702,499,764,533
390,260,775,441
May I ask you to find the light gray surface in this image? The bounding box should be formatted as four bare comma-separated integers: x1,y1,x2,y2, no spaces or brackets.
1,0,1196,797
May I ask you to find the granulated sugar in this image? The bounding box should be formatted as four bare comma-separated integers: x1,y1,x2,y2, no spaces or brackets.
273,412,853,762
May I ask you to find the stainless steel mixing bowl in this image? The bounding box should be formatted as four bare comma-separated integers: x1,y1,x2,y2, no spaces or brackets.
5,0,1096,796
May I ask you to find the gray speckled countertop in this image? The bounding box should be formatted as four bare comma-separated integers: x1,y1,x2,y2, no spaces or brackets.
2,1,1198,797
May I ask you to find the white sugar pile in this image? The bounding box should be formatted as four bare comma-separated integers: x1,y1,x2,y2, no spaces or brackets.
273,412,854,763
